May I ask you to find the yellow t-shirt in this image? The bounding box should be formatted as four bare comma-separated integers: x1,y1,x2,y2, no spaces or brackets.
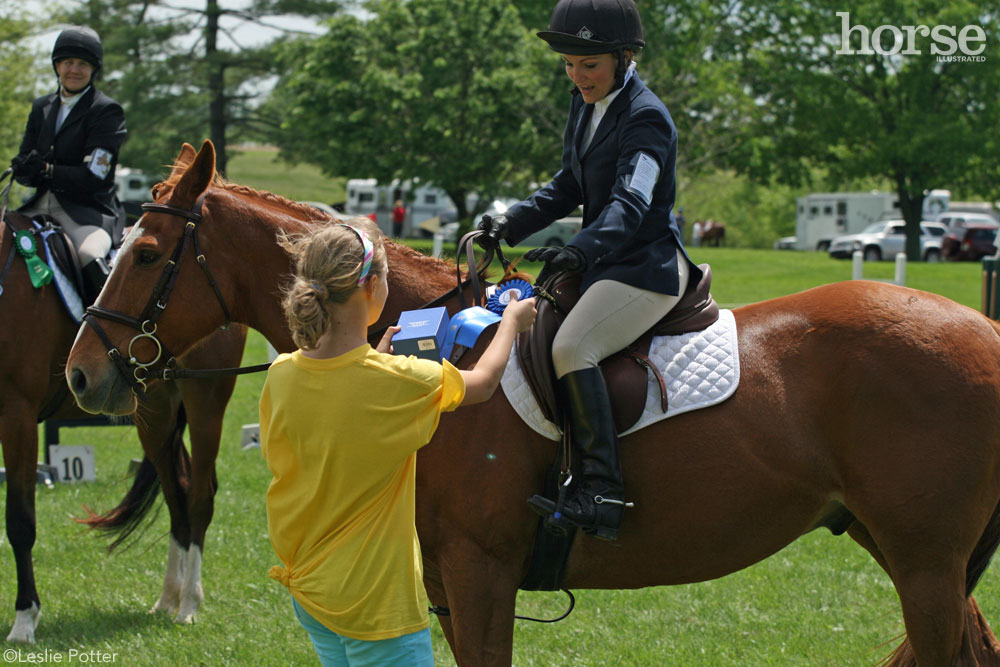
259,344,465,640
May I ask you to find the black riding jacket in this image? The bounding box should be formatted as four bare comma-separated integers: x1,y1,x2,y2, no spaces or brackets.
16,85,127,247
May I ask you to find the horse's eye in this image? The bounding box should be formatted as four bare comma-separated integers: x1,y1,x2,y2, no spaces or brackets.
136,249,160,266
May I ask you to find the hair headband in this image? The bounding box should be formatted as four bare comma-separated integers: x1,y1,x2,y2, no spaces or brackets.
338,224,374,286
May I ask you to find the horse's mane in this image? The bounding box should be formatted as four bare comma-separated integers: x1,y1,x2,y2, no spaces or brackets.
155,162,338,222
156,158,463,275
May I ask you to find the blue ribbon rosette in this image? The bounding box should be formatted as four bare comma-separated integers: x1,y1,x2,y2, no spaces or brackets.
486,279,534,315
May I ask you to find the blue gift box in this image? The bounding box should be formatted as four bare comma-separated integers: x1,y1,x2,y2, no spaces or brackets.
393,307,450,361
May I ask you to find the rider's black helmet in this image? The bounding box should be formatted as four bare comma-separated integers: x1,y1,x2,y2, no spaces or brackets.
537,0,644,56
51,26,103,73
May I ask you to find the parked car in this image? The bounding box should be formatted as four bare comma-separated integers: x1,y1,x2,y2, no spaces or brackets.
942,224,998,261
938,212,999,235
828,220,945,262
773,236,797,250
437,199,583,247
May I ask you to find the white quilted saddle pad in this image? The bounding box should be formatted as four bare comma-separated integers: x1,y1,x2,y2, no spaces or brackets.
500,308,740,441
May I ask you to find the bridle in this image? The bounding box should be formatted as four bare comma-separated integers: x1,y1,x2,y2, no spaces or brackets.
81,195,504,402
81,195,259,400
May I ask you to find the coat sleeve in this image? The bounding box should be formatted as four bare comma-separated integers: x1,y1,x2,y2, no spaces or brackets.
14,101,46,188
568,103,676,267
49,101,127,197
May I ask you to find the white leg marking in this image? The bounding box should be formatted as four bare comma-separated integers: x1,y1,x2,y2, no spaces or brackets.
150,536,185,616
174,544,203,624
7,602,40,643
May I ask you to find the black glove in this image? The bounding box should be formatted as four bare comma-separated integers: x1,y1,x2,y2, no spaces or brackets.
11,151,47,185
523,245,586,273
476,214,510,249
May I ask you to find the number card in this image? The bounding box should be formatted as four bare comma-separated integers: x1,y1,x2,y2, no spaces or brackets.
48,445,96,483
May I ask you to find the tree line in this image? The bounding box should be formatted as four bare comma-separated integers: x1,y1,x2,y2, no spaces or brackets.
4,0,998,254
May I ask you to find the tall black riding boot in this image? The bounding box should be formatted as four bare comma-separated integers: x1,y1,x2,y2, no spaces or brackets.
81,258,110,305
527,367,629,541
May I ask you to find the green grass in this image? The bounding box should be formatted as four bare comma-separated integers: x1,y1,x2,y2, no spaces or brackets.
2,247,998,665
225,147,346,206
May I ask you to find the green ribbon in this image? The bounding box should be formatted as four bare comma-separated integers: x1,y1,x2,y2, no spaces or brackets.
14,230,54,289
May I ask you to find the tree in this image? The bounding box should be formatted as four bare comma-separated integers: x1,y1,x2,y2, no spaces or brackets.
1,2,49,203
269,0,565,223
728,0,1000,259
61,0,345,175
640,1,757,174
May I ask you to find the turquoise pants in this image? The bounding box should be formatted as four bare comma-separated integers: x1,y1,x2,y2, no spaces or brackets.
291,597,435,666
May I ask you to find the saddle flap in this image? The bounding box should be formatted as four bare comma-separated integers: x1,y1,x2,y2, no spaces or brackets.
30,217,87,298
515,264,718,435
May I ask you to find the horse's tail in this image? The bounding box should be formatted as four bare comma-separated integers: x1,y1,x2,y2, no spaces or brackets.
77,405,190,552
882,494,1000,666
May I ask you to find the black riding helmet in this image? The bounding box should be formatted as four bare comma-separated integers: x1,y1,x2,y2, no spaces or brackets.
537,0,644,56
51,26,103,76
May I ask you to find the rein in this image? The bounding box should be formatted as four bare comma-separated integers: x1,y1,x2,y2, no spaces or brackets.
0,170,20,296
82,196,261,399
83,198,499,400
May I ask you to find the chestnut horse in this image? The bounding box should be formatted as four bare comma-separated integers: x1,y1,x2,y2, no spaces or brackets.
65,141,1000,665
0,183,246,642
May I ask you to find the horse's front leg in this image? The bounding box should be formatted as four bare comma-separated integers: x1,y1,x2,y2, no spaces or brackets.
133,384,189,618
173,377,233,624
1,409,42,643
172,327,244,624
438,543,521,666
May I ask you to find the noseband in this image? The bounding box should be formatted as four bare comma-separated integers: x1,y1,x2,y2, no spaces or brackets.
82,196,233,400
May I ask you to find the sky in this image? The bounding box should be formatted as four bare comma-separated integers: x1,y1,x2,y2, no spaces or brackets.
27,0,369,52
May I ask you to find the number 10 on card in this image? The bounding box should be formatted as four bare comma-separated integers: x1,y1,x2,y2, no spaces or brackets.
48,445,96,482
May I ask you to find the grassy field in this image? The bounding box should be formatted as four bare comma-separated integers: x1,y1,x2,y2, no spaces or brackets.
2,247,997,665
225,146,346,206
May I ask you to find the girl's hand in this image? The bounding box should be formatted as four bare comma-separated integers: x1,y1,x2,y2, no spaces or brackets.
502,294,537,333
376,325,401,354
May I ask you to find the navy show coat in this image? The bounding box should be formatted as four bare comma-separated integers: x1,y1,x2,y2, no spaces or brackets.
503,73,701,296
17,86,127,247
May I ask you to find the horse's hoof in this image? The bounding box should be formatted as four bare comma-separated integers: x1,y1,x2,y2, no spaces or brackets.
173,610,197,625
6,603,40,643
149,600,178,616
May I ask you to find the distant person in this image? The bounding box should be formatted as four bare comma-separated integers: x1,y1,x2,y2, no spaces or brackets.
11,26,127,303
692,220,704,247
392,199,406,238
477,0,703,541
260,218,536,666
676,207,687,234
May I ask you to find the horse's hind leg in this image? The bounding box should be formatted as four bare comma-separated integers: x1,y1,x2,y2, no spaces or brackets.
892,561,969,665
849,522,995,665
1,410,42,642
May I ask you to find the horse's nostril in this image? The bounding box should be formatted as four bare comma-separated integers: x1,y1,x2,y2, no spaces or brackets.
70,368,88,395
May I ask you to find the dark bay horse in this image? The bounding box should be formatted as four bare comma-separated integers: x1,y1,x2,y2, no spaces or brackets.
0,194,246,642
65,141,1000,665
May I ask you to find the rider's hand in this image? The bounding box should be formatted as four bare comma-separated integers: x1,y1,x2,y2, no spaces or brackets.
11,151,47,185
376,325,401,354
523,245,586,273
476,214,510,249
501,292,537,333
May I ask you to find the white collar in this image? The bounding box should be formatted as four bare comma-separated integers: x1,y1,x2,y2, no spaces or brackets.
59,86,90,107
594,62,637,113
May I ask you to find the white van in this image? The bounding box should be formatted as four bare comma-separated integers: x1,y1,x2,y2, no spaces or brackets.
345,178,457,237
115,167,155,203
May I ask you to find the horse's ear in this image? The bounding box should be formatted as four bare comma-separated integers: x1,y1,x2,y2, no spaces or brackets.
172,140,216,208
169,143,198,180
